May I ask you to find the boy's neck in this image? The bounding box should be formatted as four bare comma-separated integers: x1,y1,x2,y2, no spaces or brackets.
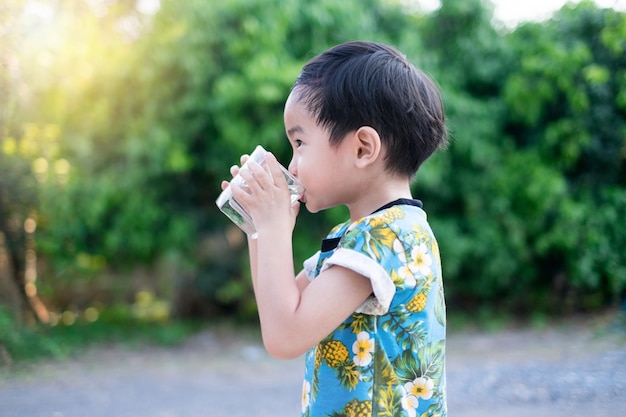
346,176,413,222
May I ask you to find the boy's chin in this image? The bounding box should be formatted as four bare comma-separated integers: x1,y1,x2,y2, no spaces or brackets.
303,202,321,214
305,202,337,214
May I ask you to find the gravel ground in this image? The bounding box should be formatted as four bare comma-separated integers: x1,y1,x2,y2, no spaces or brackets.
1,316,624,417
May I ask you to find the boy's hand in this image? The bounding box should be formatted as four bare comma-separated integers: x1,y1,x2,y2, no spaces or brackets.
231,152,300,237
220,154,250,191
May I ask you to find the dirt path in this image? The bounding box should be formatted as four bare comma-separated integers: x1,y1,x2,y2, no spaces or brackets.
1,317,624,417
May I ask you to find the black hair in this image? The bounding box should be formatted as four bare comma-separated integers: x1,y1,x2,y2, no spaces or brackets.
293,41,447,178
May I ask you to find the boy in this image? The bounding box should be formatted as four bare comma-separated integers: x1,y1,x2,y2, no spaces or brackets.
223,41,448,417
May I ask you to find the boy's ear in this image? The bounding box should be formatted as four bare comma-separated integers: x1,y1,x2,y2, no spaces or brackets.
353,126,382,168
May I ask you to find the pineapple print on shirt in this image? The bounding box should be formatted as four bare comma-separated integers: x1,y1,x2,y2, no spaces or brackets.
301,199,446,417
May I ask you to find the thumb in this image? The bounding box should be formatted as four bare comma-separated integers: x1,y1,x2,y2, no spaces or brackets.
292,200,301,214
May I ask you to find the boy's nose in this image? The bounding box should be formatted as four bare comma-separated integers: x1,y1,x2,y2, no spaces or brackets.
288,159,297,177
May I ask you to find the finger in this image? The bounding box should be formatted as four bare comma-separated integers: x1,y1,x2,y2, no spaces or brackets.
265,153,288,188
229,154,250,177
238,163,262,191
292,200,301,214
230,181,253,212
245,159,272,188
221,180,230,191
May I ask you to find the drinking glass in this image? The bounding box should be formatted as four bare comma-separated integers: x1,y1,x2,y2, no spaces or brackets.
216,145,304,238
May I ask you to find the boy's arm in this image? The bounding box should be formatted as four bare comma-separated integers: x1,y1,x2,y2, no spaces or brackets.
231,154,373,359
247,236,258,283
294,269,310,293
254,230,372,359
249,235,308,293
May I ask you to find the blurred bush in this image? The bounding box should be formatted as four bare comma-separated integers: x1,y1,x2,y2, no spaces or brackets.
0,0,624,325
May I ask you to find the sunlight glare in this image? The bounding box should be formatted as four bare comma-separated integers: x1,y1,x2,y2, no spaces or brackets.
84,0,112,18
84,307,100,322
61,310,76,326
54,159,71,184
25,282,37,297
409,0,626,27
2,138,17,155
22,0,54,27
24,218,37,234
137,0,161,15
32,157,49,183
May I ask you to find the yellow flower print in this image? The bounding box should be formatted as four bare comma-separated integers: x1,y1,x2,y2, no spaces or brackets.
401,387,419,417
394,239,416,287
411,243,432,276
352,331,375,367
302,380,311,413
405,376,434,400
393,239,407,263
397,264,416,287
401,377,434,417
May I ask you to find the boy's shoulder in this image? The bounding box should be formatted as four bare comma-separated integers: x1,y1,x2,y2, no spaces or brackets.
327,221,352,238
350,201,427,231
334,202,431,246
322,200,431,248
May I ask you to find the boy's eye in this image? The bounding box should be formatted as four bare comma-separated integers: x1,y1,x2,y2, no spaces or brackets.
295,140,303,147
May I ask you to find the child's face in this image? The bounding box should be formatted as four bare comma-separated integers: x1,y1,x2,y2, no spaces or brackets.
284,90,355,213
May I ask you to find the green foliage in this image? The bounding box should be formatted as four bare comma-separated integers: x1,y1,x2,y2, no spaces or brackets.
499,2,626,309
1,0,624,322
562,188,626,305
0,307,64,363
2,0,424,317
0,305,200,365
416,0,625,313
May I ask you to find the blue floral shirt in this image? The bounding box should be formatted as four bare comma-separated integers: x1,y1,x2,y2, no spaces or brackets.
301,199,447,417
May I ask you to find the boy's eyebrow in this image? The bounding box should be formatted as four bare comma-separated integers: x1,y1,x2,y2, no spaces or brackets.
287,126,304,136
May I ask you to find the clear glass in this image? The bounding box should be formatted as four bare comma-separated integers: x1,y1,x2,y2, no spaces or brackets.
216,145,305,239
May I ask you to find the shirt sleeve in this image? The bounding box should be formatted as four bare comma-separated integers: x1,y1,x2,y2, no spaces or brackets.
319,248,395,315
303,251,320,281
